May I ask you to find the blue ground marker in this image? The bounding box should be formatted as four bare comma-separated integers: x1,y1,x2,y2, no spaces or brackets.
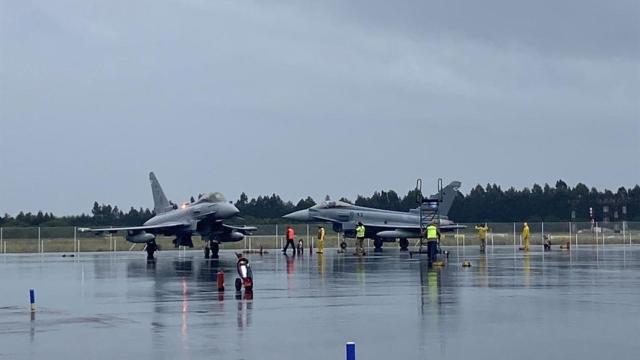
346,342,355,360
29,288,36,312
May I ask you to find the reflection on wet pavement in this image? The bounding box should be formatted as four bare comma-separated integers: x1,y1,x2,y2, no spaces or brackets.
1,246,640,359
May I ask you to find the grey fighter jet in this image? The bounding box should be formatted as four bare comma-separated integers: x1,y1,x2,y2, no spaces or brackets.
80,172,256,259
283,181,464,251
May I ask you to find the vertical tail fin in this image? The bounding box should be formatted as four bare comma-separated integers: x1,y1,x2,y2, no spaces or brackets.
429,181,461,216
149,172,172,214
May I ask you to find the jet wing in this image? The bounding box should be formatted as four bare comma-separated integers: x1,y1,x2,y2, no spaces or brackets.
375,223,466,239
79,222,188,234
223,224,258,234
359,221,466,232
437,224,466,231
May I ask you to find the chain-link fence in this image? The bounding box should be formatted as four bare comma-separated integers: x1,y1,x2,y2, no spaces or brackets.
442,221,639,248
0,222,638,254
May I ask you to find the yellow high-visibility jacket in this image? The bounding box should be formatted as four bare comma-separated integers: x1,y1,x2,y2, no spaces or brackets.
475,225,489,240
426,225,438,240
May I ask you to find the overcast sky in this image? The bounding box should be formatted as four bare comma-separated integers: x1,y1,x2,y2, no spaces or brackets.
1,0,639,215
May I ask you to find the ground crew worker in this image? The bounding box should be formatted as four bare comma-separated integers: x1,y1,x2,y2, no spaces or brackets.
316,226,325,254
522,222,530,251
355,222,366,256
475,223,489,253
425,222,440,261
283,226,296,254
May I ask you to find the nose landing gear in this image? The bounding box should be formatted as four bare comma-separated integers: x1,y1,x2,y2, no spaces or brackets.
399,238,409,251
373,238,384,252
145,241,158,260
204,240,220,259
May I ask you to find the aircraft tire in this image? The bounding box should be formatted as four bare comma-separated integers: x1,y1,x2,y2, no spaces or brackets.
146,241,157,260
399,238,409,251
374,238,383,252
211,242,220,259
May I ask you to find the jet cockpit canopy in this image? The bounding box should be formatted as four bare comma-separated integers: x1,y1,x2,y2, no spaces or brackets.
197,192,227,203
311,199,351,210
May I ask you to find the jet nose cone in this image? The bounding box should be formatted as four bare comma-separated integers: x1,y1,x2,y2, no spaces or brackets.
219,203,240,218
283,209,310,221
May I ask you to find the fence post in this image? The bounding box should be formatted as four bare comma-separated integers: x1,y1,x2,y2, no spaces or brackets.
513,222,516,252
275,224,279,249
73,227,77,253
0,227,3,254
542,221,544,250
38,227,42,254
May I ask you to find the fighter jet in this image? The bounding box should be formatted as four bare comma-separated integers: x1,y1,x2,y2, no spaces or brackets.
283,181,464,251
80,172,256,259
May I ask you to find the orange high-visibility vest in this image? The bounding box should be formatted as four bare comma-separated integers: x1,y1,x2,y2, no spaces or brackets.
286,228,295,240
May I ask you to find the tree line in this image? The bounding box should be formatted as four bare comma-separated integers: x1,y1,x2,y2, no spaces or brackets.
1,180,638,227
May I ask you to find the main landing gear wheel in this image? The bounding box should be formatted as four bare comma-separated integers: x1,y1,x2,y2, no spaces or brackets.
146,241,158,260
211,242,220,259
399,238,409,251
374,238,383,252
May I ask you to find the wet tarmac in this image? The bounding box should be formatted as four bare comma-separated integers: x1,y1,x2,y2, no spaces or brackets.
1,246,640,360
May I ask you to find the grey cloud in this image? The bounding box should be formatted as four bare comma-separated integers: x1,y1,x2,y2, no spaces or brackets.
0,1,638,215
288,0,640,59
